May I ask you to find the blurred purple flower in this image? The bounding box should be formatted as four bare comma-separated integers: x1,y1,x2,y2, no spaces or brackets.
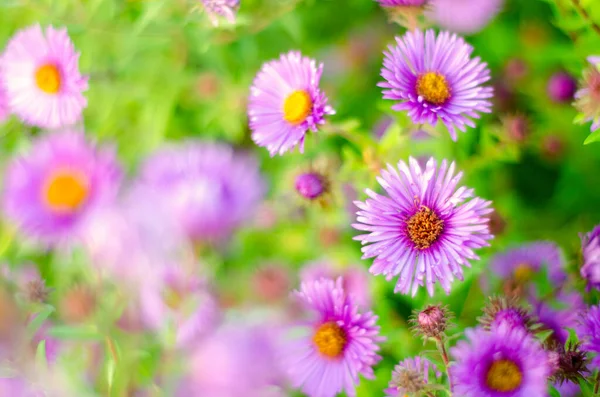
385,356,441,396
427,0,504,34
0,83,10,123
295,172,327,200
380,30,493,140
531,291,584,345
2,132,122,247
200,0,240,25
547,71,577,103
577,304,600,370
575,57,600,132
0,377,43,397
0,24,88,129
353,157,493,296
248,51,335,156
31,320,61,364
580,224,600,290
375,0,427,8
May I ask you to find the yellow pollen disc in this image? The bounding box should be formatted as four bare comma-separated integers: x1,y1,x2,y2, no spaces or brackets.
43,171,89,213
406,206,444,250
163,288,184,310
513,264,534,284
486,359,523,392
35,64,61,94
313,322,347,358
416,72,451,105
283,90,312,125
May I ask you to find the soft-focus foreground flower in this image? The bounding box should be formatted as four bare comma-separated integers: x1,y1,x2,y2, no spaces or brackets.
451,325,551,397
353,157,493,296
384,356,441,396
577,304,600,370
2,132,122,246
547,71,577,103
575,57,600,133
0,84,10,123
580,224,600,290
478,297,534,332
380,29,492,140
285,278,383,397
248,51,334,156
531,291,584,346
138,141,264,242
0,24,88,129
427,0,504,34
295,172,328,201
200,0,240,25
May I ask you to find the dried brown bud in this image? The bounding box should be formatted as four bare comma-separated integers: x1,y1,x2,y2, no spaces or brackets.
24,279,51,303
548,341,589,386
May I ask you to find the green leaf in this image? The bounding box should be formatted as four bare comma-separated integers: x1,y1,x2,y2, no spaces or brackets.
579,377,595,397
26,305,55,338
35,340,47,372
47,325,103,341
584,128,600,144
549,385,561,397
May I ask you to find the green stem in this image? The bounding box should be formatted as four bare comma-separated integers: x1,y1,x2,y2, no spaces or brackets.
570,0,600,37
594,370,600,394
435,336,453,393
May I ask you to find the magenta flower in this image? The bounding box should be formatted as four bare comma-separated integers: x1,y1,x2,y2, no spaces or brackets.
0,83,10,123
2,132,122,246
547,71,577,103
200,0,240,25
578,305,600,370
285,278,383,397
0,25,88,129
580,224,600,290
575,57,600,133
248,51,335,156
380,29,493,140
531,291,584,345
353,157,493,296
427,0,504,34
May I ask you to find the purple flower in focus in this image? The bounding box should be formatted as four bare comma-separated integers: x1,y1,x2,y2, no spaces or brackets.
0,25,88,129
200,0,240,25
580,224,600,290
285,278,383,397
547,71,577,103
2,132,122,246
578,305,600,370
248,51,335,156
427,0,504,34
531,291,584,346
450,325,551,397
380,30,493,140
384,356,441,396
138,142,264,242
353,157,493,296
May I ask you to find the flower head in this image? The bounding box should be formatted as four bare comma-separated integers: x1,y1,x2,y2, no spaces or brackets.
531,291,584,346
427,0,504,34
411,304,450,339
385,356,441,396
478,296,534,332
200,0,240,25
580,224,600,290
380,30,492,140
295,172,328,200
547,71,577,103
353,157,493,296
138,141,265,242
577,304,600,370
248,51,334,156
0,24,88,129
575,58,600,132
451,325,551,397
547,341,589,387
285,278,383,397
2,132,122,246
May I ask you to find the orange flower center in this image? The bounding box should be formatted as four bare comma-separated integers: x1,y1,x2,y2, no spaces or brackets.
486,359,522,392
406,206,444,250
43,171,89,213
513,264,534,284
313,322,347,358
416,72,451,105
35,64,61,94
283,90,312,125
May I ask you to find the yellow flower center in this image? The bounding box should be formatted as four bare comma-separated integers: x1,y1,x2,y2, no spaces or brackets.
163,288,184,310
283,90,312,125
406,206,444,250
486,359,523,392
416,72,451,105
35,64,61,94
43,171,89,213
313,322,347,358
513,264,534,284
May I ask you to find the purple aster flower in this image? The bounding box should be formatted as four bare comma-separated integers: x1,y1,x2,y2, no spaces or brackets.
248,51,335,156
531,291,584,346
578,304,600,370
285,278,383,397
2,132,122,246
384,356,441,396
479,297,534,332
353,157,493,296
427,0,504,34
575,58,600,132
547,71,577,103
555,382,581,397
376,0,428,8
380,30,493,140
490,241,567,286
300,260,371,308
138,141,265,242
0,377,43,397
580,224,600,290
295,172,327,200
0,25,88,129
451,325,551,397
200,0,240,25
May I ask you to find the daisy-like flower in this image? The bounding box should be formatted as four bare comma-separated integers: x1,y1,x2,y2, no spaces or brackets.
478,297,535,332
353,157,493,296
580,224,600,290
248,51,335,156
577,304,600,370
138,141,265,242
200,0,240,25
2,132,122,246
531,291,584,346
380,29,493,140
451,325,551,397
0,25,88,129
285,278,383,397
384,356,441,396
427,0,504,34
575,57,600,133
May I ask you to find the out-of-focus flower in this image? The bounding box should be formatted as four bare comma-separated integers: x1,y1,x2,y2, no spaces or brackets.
380,30,492,140
59,284,97,324
2,264,51,303
531,291,584,345
427,0,504,34
200,0,240,26
384,356,441,397
410,304,450,339
353,157,493,296
450,325,551,397
295,172,328,201
0,24,88,128
251,264,291,303
575,58,600,133
488,210,507,236
502,113,530,142
285,278,383,397
2,132,122,246
547,71,577,103
478,297,534,332
503,58,529,84
541,134,565,161
0,377,43,397
138,142,264,242
248,51,335,156
580,224,600,290
31,320,61,364
577,304,600,370
0,83,10,123
375,0,427,7
0,287,23,358
547,341,589,387
300,261,371,308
